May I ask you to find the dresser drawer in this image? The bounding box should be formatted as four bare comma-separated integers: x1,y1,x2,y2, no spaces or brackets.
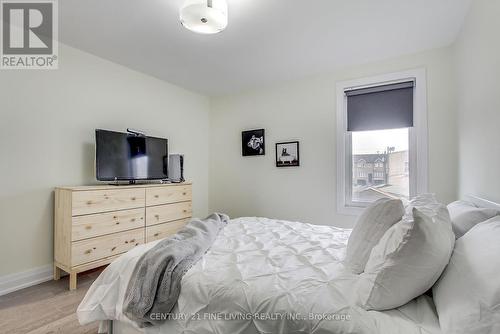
72,188,145,215
72,208,145,241
146,219,190,242
146,202,192,226
146,185,192,206
71,228,144,266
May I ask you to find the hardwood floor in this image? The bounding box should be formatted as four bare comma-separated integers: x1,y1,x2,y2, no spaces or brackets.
0,268,104,334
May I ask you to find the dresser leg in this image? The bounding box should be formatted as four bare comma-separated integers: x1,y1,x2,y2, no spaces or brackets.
53,265,61,281
69,272,77,290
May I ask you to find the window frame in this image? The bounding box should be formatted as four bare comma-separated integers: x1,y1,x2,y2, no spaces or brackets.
336,69,429,216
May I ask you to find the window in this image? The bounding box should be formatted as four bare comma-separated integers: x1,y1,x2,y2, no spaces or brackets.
352,128,409,203
336,69,428,215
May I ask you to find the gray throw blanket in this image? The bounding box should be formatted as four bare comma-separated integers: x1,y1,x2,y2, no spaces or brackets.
123,213,230,327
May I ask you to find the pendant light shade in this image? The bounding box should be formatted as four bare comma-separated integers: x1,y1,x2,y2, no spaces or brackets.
180,0,228,34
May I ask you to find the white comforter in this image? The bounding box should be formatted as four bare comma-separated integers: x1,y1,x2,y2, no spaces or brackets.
78,217,441,334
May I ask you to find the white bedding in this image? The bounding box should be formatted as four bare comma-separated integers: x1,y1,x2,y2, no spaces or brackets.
78,217,441,334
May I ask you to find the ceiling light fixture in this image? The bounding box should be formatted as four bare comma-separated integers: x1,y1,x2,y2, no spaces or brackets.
180,0,228,34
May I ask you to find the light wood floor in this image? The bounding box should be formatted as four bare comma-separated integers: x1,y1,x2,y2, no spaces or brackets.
0,268,103,334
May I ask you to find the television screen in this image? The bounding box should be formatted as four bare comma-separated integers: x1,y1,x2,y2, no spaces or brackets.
95,129,168,181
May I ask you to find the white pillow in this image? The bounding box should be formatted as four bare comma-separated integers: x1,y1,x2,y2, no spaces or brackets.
433,216,500,334
353,204,455,310
447,200,498,238
345,198,405,274
404,193,441,216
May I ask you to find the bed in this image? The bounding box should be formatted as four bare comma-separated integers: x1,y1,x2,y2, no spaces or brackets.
78,216,442,334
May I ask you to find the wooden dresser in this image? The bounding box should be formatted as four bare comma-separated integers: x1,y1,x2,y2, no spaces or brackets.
54,183,192,290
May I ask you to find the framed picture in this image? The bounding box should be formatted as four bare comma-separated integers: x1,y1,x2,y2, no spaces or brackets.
242,129,265,156
276,141,300,167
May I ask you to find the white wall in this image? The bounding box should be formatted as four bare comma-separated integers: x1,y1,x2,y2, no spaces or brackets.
0,44,210,276
210,47,457,228
455,0,500,203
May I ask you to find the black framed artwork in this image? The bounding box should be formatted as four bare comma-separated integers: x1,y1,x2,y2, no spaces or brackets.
276,141,300,167
242,129,265,156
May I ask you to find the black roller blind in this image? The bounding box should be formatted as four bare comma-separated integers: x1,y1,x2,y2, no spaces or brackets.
346,81,414,131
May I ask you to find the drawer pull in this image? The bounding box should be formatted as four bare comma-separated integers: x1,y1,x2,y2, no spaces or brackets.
85,225,92,230
85,249,92,254
130,239,136,243
113,216,117,219
131,197,136,201
154,233,159,237
115,222,120,225
135,243,139,246
183,192,187,195
155,214,160,219
86,200,92,205
131,218,136,222
111,247,116,251
154,195,159,198
125,241,128,244
183,210,187,213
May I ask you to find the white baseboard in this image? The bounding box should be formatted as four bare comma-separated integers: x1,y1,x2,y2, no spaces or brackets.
0,264,53,296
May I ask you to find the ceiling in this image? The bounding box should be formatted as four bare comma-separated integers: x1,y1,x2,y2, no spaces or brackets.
59,0,471,96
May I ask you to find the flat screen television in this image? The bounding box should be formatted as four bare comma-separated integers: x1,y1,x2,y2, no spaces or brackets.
95,129,168,182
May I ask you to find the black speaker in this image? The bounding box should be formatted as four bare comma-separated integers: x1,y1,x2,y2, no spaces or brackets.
168,154,184,183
